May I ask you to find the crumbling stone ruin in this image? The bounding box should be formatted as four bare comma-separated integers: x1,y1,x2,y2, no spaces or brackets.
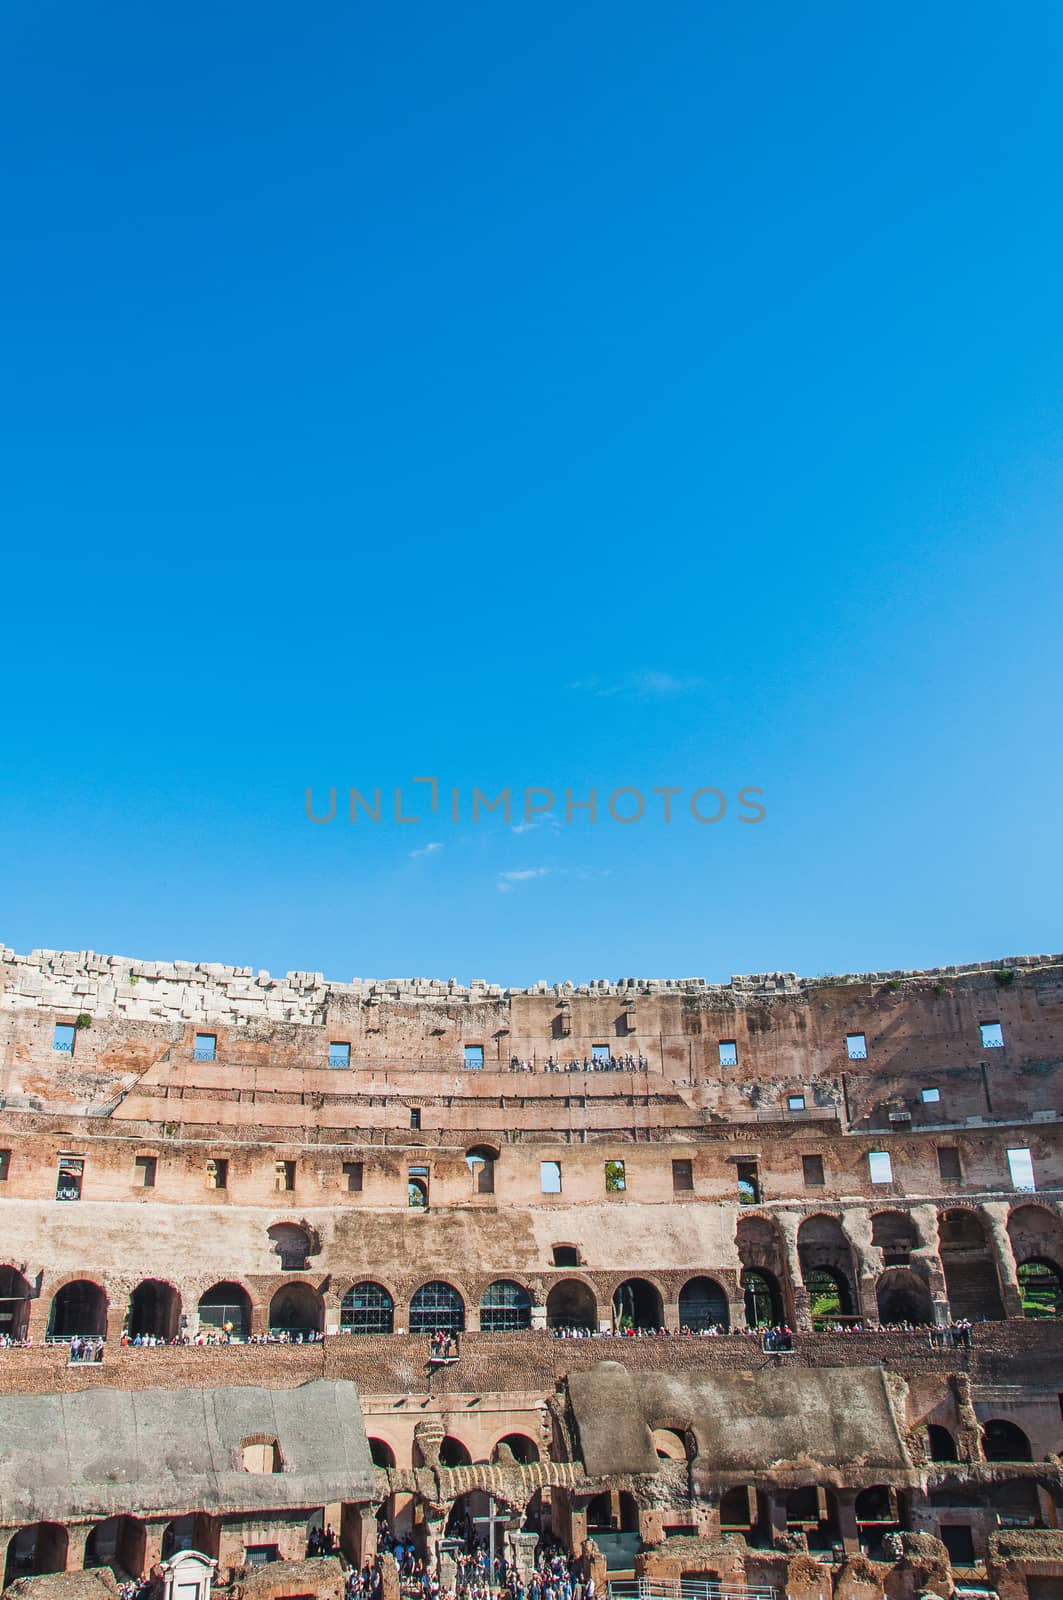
0,945,1061,1600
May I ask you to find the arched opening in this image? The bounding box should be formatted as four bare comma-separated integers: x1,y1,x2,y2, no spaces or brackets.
85,1516,147,1578
876,1267,934,1326
438,1435,472,1467
408,1177,429,1209
742,1267,783,1328
926,1424,958,1462
268,1281,323,1336
678,1276,730,1332
546,1278,597,1331
49,1279,107,1338
128,1279,181,1341
612,1277,663,1332
871,1211,920,1265
161,1514,217,1562
369,1437,397,1468
0,1266,32,1341
241,1437,282,1473
198,1281,251,1340
267,1222,312,1272
939,1209,1005,1321
466,1145,498,1195
480,1279,532,1331
855,1486,903,1557
720,1487,770,1547
340,1281,394,1335
651,1428,687,1461
982,1419,1032,1462
1018,1258,1063,1319
493,1433,540,1464
784,1486,839,1552
804,1265,853,1327
409,1281,465,1335
4,1525,69,1585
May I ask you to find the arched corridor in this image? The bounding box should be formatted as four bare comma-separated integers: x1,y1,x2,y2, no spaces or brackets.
49,1280,107,1339
128,1279,181,1341
197,1281,251,1339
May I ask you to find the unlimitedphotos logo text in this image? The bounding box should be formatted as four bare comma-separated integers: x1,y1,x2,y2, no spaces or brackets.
305,778,767,826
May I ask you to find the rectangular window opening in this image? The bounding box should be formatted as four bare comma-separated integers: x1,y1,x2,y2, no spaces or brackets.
0,1149,10,1181
1007,1147,1036,1192
56,1156,84,1202
980,1021,1004,1049
592,1044,610,1062
868,1150,893,1185
846,1033,867,1060
718,1040,738,1067
802,1154,825,1187
463,1044,484,1070
207,1158,228,1190
605,1159,626,1193
328,1041,351,1069
134,1154,157,1188
552,1244,579,1266
737,1160,760,1205
194,1032,217,1062
921,1086,941,1104
540,1160,562,1194
672,1158,693,1192
409,1107,421,1130
787,1094,806,1112
343,1161,363,1192
276,1159,296,1192
53,1023,76,1055
937,1147,962,1183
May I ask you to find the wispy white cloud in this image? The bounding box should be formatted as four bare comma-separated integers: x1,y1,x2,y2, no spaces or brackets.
567,669,705,699
511,811,561,835
408,841,443,860
497,867,551,893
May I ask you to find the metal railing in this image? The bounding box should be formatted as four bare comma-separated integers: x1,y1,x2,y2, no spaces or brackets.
610,1580,777,1600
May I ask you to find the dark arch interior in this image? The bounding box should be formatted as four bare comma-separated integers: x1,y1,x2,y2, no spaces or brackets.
369,1438,397,1468
1018,1258,1063,1318
0,1266,31,1341
268,1282,322,1334
128,1279,180,1341
49,1280,106,1338
85,1517,146,1578
438,1435,472,1467
983,1419,1032,1462
926,1424,958,1463
678,1276,730,1331
876,1269,934,1326
198,1281,251,1338
804,1265,853,1324
546,1279,596,1331
4,1524,69,1586
612,1277,663,1331
494,1432,539,1463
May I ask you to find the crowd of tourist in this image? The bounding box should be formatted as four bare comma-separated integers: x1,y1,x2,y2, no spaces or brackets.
430,1331,460,1359
117,1580,152,1600
369,1521,593,1600
507,1054,648,1074
66,1336,105,1363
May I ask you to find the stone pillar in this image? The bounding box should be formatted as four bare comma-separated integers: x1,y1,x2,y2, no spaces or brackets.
982,1202,1024,1318
766,1492,788,1546
834,1491,861,1555
464,1306,481,1333
662,1300,680,1332
530,1303,547,1331
67,1525,92,1572
777,1212,811,1331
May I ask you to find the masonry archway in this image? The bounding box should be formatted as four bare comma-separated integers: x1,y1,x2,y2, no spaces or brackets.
4,1525,68,1585
0,1266,31,1341
678,1276,730,1332
409,1281,465,1335
737,1215,792,1324
268,1281,323,1335
876,1267,933,1326
49,1279,107,1338
982,1420,1032,1462
612,1277,663,1332
128,1279,181,1341
926,1424,958,1462
1017,1258,1063,1319
872,1211,921,1265
546,1278,597,1331
85,1516,146,1577
480,1279,532,1331
798,1215,858,1322
341,1281,394,1334
939,1209,1005,1321
741,1267,783,1328
493,1433,540,1464
198,1281,251,1339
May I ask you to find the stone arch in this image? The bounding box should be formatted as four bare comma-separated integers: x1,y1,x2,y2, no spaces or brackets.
466,1144,499,1195
1008,1202,1063,1257
0,1265,32,1341
1016,1257,1063,1319
267,1221,314,1272
871,1210,921,1264
737,1214,792,1323
409,1280,465,1334
480,1279,532,1331
546,1277,597,1331
48,1278,107,1338
198,1281,251,1338
938,1208,1005,1320
161,1514,218,1561
368,1436,398,1468
798,1214,858,1320
128,1279,181,1341
651,1427,687,1461
876,1267,934,1325
268,1280,323,1335
437,1435,472,1467
741,1267,784,1328
678,1275,730,1332
340,1281,395,1334
4,1524,68,1585
611,1276,664,1331
84,1515,146,1578
926,1424,958,1462
492,1432,540,1464
982,1419,1033,1462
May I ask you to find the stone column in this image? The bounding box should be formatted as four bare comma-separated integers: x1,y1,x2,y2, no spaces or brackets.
841,1207,879,1323
67,1525,92,1571
982,1202,1024,1318
908,1202,951,1324
834,1491,861,1555
777,1212,811,1331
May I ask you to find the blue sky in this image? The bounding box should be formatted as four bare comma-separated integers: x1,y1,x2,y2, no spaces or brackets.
2,2,1061,986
